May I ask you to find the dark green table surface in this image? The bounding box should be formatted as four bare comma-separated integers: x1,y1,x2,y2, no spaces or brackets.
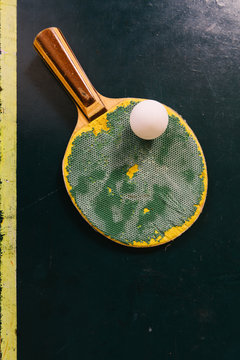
18,1,240,359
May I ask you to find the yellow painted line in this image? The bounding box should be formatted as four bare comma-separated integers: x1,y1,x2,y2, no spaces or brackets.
0,0,17,359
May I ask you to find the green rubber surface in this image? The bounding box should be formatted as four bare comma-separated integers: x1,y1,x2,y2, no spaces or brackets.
65,101,206,246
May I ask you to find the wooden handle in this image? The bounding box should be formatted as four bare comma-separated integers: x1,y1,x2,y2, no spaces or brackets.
33,27,106,120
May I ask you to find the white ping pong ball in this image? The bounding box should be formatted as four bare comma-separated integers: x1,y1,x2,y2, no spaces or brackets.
130,100,169,140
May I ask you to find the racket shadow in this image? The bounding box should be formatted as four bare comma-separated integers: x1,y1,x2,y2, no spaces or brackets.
26,56,76,132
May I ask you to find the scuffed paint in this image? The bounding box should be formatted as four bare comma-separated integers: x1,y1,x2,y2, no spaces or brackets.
77,112,110,137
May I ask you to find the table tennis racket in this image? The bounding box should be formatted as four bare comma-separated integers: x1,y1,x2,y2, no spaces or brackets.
34,27,207,248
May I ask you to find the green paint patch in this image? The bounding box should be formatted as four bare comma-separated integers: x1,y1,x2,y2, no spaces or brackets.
72,175,88,195
66,101,205,246
183,169,195,183
121,180,136,193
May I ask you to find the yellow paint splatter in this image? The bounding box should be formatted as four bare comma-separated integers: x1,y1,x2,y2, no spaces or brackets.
126,164,139,179
143,208,150,214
